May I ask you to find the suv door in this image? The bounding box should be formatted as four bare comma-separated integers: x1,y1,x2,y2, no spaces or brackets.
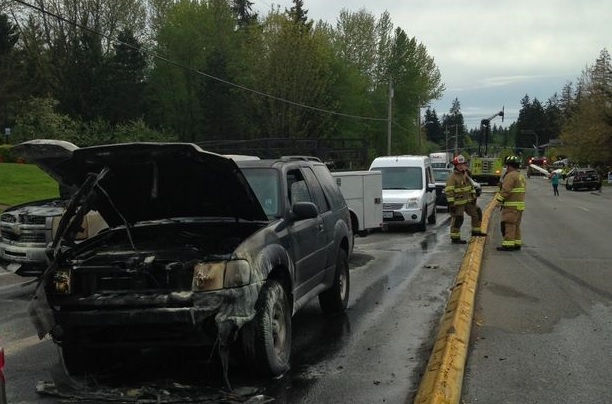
301,166,334,269
286,168,329,299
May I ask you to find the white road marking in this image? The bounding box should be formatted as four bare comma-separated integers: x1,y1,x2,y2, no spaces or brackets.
580,207,589,212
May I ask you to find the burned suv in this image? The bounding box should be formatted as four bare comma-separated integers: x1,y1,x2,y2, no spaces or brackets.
21,140,352,379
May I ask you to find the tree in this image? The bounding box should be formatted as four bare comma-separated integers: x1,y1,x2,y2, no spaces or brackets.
102,29,146,124
0,13,18,55
286,0,312,30
333,9,377,82
441,98,466,152
231,0,258,28
560,48,612,167
424,107,443,146
0,13,20,131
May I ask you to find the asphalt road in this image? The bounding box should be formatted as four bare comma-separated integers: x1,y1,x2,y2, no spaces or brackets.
1,198,494,404
463,177,612,403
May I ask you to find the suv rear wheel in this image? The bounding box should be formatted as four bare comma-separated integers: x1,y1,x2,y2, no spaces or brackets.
241,280,291,377
319,250,350,314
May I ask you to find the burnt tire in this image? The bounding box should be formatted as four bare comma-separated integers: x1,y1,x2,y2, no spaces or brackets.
319,250,350,314
241,280,291,377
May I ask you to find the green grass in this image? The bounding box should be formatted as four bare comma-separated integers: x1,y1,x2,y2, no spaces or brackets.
0,163,59,208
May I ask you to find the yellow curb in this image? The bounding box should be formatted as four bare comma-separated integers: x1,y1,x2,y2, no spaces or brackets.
413,198,498,404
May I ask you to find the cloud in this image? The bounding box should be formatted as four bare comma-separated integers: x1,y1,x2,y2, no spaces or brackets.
255,1,612,127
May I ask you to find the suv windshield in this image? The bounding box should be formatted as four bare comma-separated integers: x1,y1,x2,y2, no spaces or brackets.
374,167,423,190
241,168,281,218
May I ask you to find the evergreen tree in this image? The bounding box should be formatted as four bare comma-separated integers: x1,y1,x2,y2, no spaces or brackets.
0,13,20,131
102,29,147,124
441,98,466,152
424,107,443,146
286,0,312,30
0,14,19,56
231,0,258,27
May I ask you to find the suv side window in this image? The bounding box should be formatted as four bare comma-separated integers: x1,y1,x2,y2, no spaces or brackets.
287,169,313,205
312,165,345,209
302,167,330,212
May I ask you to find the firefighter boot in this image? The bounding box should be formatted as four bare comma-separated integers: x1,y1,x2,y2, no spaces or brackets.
452,238,467,244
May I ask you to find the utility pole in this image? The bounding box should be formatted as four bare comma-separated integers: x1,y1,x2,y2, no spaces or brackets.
444,127,449,152
387,79,393,155
454,124,459,155
417,103,421,151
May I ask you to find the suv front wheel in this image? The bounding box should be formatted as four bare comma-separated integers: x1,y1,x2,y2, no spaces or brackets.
319,249,350,314
242,280,291,377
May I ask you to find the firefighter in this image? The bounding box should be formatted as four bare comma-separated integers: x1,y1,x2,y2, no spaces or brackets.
445,155,486,244
495,155,526,251
465,169,485,236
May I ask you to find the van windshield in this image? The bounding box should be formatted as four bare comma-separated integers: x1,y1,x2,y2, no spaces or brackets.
374,167,423,190
433,169,450,182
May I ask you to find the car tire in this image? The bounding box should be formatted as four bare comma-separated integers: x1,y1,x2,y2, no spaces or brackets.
417,206,427,231
427,204,436,224
241,280,291,377
319,249,350,315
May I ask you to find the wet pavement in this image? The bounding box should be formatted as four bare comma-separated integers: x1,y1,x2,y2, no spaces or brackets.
1,195,495,403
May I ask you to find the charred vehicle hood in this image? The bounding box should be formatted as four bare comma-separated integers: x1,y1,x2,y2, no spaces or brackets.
13,141,268,227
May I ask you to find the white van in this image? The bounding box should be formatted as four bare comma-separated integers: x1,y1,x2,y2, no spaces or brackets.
369,155,436,231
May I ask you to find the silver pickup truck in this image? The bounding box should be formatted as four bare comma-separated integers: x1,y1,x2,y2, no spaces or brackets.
0,198,67,274
1,141,107,276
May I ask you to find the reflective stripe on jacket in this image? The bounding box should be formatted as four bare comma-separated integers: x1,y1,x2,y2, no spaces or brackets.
445,171,473,206
495,170,526,210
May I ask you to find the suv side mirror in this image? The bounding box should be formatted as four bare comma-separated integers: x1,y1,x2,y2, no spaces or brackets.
427,183,436,192
291,202,319,220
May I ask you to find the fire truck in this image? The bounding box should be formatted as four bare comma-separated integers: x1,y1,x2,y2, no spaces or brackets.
469,108,505,185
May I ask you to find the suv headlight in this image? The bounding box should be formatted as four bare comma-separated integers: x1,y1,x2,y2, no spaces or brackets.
406,198,419,209
224,260,251,288
192,260,251,291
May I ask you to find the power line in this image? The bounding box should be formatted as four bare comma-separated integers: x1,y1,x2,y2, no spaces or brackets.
11,0,388,122
392,120,411,132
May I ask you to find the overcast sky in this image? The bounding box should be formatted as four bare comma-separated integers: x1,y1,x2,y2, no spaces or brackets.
253,1,612,128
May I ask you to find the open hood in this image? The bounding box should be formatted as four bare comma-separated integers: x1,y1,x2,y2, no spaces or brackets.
14,140,268,227
12,140,78,186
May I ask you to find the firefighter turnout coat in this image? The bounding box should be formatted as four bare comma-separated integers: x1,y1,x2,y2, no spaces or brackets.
495,170,526,247
445,171,473,240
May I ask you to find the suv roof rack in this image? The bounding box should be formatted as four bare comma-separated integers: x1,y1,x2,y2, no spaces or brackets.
280,156,322,162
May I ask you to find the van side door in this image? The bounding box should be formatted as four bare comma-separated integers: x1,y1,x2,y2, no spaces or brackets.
425,166,436,214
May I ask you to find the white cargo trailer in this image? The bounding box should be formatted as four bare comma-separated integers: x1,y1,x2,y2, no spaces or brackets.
332,171,383,236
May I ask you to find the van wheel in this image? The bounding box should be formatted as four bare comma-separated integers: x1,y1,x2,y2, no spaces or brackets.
417,206,427,231
427,204,436,224
319,250,350,314
241,280,291,377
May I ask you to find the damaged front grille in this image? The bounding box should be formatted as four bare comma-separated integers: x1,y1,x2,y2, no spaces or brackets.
72,264,195,295
1,213,16,223
19,214,47,225
1,230,46,243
